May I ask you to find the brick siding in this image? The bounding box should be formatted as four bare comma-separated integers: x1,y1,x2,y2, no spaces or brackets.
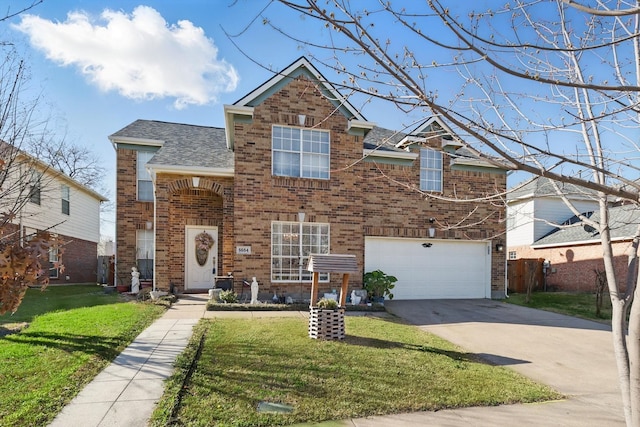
509,242,635,292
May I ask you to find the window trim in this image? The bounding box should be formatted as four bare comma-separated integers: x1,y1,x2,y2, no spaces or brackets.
271,125,330,180
49,245,59,279
420,148,443,192
136,229,154,280
137,151,154,201
29,173,41,205
61,185,70,215
271,220,330,283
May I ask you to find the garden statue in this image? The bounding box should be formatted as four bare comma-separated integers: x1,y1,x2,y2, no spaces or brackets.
131,267,140,294
250,277,259,304
351,290,361,305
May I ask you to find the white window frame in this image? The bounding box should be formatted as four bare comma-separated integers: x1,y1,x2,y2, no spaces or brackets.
271,221,330,282
420,148,443,192
508,251,517,260
137,151,154,201
49,245,59,279
136,230,154,279
61,185,70,215
272,125,330,179
29,172,42,205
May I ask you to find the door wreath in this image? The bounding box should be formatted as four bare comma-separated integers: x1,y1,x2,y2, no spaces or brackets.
195,231,215,266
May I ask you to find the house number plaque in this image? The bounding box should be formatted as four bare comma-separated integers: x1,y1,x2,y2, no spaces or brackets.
236,246,252,255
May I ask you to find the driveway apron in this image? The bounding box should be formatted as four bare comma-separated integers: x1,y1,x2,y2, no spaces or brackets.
384,299,625,425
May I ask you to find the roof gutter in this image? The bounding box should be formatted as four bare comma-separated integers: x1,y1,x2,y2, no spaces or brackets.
147,164,235,178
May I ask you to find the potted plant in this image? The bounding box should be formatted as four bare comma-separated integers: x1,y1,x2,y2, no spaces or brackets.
363,269,397,303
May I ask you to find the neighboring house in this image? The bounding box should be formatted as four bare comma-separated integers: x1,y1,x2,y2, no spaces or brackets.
0,144,107,283
507,176,640,292
513,204,639,292
506,176,599,260
109,57,508,300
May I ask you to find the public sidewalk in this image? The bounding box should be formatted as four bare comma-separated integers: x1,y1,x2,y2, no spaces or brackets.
48,295,208,427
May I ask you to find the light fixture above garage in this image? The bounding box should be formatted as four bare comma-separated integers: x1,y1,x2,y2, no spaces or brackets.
428,217,436,238
495,242,504,252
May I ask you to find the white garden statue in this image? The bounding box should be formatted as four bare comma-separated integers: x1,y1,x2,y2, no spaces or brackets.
131,267,140,294
250,277,259,304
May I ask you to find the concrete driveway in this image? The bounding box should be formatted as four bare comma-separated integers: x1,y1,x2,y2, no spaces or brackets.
375,299,626,426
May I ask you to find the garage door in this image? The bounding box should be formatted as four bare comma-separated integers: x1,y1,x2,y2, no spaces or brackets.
364,237,491,299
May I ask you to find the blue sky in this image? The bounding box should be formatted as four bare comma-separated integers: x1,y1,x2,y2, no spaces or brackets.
8,1,635,239
7,1,385,239
8,1,444,240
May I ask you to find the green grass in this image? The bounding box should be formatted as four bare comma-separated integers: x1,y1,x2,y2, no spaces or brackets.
151,316,561,427
506,292,612,322
0,284,121,324
0,286,165,427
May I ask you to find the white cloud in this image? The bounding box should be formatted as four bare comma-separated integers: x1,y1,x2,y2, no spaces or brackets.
14,6,239,109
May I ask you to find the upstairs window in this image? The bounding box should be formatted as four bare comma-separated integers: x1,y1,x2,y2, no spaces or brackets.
420,148,443,192
272,125,330,179
137,151,154,201
61,185,70,215
29,172,41,205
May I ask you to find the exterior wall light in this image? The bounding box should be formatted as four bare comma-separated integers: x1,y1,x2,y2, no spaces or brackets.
496,243,504,252
298,211,305,222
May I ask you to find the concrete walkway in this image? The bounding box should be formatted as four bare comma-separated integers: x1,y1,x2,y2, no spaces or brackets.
50,297,627,426
48,295,308,427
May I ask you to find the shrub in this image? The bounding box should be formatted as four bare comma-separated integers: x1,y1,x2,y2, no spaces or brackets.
316,297,338,309
219,290,238,303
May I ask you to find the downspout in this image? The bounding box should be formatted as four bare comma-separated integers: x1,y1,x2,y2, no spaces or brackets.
149,166,157,292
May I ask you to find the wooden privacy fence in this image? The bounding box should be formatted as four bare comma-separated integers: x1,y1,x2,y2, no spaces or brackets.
507,258,544,293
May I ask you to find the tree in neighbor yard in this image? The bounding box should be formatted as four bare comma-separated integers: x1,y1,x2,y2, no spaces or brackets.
0,2,66,315
249,0,640,424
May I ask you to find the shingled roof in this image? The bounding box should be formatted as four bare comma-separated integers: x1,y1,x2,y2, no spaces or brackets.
532,204,640,247
508,176,598,202
110,120,233,169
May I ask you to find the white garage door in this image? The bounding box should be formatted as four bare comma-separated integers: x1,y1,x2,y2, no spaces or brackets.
364,237,491,299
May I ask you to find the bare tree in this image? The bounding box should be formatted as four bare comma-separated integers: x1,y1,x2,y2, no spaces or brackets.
246,0,640,424
27,137,106,190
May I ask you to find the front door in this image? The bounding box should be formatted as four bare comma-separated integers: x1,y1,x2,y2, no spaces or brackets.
185,226,218,290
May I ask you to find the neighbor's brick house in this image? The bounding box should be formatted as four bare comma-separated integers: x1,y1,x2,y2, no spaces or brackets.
110,57,508,300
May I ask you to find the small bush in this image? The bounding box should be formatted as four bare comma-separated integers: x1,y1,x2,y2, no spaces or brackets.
317,297,338,309
219,290,238,303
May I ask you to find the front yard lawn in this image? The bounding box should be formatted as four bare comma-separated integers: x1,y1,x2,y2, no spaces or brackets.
506,292,612,322
152,315,561,426
0,285,165,427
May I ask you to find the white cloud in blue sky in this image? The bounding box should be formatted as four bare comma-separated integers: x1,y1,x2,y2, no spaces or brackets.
13,5,239,109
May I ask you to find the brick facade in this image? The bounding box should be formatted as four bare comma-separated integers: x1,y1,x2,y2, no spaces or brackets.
55,235,98,283
115,148,155,287
115,71,507,298
1,223,98,284
509,242,635,292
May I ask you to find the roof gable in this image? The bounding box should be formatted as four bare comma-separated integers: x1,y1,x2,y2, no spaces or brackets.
233,56,366,121
224,57,374,150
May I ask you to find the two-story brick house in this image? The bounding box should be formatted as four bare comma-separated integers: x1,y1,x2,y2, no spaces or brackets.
110,57,507,299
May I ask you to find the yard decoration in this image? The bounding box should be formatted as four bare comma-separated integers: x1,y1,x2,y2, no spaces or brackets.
194,231,214,266
306,254,358,340
363,269,397,302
